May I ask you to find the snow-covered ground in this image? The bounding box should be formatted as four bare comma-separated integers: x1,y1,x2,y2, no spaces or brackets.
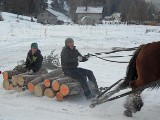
0,12,160,120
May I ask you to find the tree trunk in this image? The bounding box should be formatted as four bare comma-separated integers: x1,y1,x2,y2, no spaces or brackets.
33,82,46,97
34,67,48,75
12,75,19,86
17,75,38,87
60,81,95,97
52,77,76,91
44,88,56,98
3,70,21,81
17,67,48,87
28,68,63,92
44,77,59,88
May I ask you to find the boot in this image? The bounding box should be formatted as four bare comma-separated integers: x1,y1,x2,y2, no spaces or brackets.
86,93,96,100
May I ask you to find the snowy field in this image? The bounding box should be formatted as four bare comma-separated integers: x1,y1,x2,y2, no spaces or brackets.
0,12,160,120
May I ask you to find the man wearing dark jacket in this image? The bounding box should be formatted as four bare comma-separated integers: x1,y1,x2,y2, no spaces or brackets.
25,43,43,74
61,38,99,99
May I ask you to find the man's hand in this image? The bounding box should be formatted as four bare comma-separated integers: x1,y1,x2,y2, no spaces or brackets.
77,56,83,62
84,53,91,60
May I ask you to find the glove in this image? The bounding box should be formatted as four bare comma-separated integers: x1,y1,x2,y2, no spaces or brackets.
28,70,33,75
77,56,83,62
84,53,91,60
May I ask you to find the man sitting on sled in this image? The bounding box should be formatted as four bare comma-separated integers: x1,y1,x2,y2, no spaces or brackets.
61,38,99,99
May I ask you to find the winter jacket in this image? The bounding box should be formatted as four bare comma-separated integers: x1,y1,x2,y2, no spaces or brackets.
61,46,87,69
25,49,43,73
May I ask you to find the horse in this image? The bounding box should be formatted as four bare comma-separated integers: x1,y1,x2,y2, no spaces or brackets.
96,41,160,117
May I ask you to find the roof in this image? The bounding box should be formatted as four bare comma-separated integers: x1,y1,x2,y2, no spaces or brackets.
112,13,121,18
46,9,72,22
76,6,103,14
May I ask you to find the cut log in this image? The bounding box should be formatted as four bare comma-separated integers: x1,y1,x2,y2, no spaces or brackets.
34,67,48,75
2,79,12,90
60,82,82,97
28,68,63,92
3,70,21,81
17,75,38,87
17,67,48,86
12,75,19,86
52,77,76,91
44,88,56,98
56,92,64,101
33,82,46,97
15,85,26,92
44,77,59,88
60,81,95,97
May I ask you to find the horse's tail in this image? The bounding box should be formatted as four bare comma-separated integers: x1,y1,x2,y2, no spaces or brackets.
122,45,144,87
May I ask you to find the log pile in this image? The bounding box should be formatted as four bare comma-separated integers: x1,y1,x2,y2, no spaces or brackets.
2,68,96,102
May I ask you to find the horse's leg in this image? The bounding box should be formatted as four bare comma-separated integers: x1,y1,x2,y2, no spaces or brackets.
123,90,143,117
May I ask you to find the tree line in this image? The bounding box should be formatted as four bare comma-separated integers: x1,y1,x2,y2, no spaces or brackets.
0,0,47,19
0,0,159,22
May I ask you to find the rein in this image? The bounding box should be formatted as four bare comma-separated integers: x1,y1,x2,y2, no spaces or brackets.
89,47,138,64
89,54,129,63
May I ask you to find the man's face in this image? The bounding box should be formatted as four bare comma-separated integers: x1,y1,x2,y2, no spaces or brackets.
67,41,74,49
31,48,38,54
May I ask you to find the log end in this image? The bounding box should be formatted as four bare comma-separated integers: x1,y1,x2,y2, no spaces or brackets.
34,85,43,97
60,84,69,97
12,75,18,86
44,88,55,98
44,79,50,88
17,75,24,87
2,80,9,90
28,83,34,93
56,92,64,101
52,81,60,91
3,71,8,81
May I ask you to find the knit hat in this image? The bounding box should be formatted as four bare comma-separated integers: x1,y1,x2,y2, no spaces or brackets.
31,43,38,49
65,38,74,46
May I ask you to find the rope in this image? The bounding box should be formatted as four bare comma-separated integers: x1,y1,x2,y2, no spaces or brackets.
94,47,138,55
89,54,129,63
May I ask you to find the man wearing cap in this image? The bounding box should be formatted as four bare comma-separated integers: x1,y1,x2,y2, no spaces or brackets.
25,43,43,74
61,38,99,99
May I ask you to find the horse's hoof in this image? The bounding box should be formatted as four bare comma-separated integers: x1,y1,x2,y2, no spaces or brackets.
123,110,133,117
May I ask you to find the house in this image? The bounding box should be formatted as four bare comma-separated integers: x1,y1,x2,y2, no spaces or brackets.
37,9,58,24
104,13,121,22
104,16,114,21
76,6,103,25
111,13,121,21
37,9,71,25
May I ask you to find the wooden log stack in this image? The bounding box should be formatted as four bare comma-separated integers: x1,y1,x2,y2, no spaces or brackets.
2,67,97,102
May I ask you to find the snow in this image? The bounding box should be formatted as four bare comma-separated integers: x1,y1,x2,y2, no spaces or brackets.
76,6,103,14
0,12,160,120
46,8,72,23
